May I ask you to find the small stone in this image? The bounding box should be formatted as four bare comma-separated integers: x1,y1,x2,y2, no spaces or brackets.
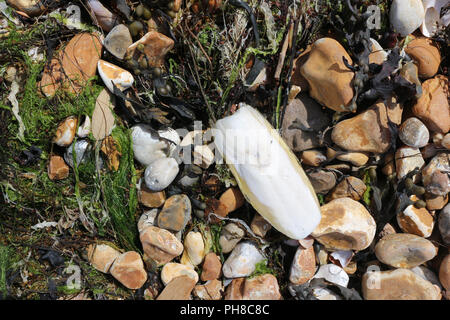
301,150,327,167
192,145,215,169
250,214,272,238
53,116,77,147
379,223,397,239
289,246,316,285
242,274,281,300
156,275,196,300
399,117,430,148
144,157,180,191
390,0,425,36
329,250,354,268
219,188,245,213
137,209,158,233
87,243,121,273
298,38,355,112
201,253,222,281
48,155,69,180
397,204,435,237
98,60,134,93
331,101,392,154
193,279,223,300
343,261,357,275
157,194,191,232
87,0,119,32
139,226,183,266
326,176,367,202
405,37,441,79
6,0,46,16
131,124,173,166
219,223,245,254
368,38,387,65
104,24,132,60
306,170,337,194
413,76,450,134
222,242,265,278
182,231,205,266
125,31,174,68
281,94,330,152
314,264,349,287
395,146,425,183
38,33,102,97
439,204,450,245
110,251,147,290
422,153,450,196
64,140,90,168
336,152,369,167
439,254,450,291
138,181,166,208
425,193,448,211
441,134,450,149
160,262,198,286
362,268,441,300
311,197,376,251
375,233,437,268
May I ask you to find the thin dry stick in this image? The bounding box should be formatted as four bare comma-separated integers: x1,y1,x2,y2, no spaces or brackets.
274,20,293,81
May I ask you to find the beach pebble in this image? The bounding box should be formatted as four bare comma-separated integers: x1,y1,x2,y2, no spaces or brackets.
139,226,183,266
110,251,147,290
54,116,77,147
219,223,245,254
144,157,179,192
87,243,121,273
222,242,265,278
157,194,191,232
399,117,430,148
397,204,435,237
201,253,222,281
98,60,134,93
390,0,425,36
160,262,198,286
313,264,349,287
104,24,132,60
289,246,316,285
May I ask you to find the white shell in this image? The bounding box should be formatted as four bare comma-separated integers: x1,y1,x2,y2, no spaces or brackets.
390,0,425,36
158,127,181,158
97,60,134,93
213,103,321,240
144,157,179,191
131,124,168,166
420,0,449,37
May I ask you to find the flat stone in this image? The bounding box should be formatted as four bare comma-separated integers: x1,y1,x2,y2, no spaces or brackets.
298,38,355,112
289,246,316,285
397,204,435,237
390,0,425,36
138,181,166,208
306,170,337,194
219,223,245,254
336,152,369,167
301,150,327,167
219,188,245,213
125,31,174,68
405,37,441,79
439,204,450,245
193,279,223,300
250,214,272,238
395,146,425,183
222,242,265,278
281,94,330,152
362,268,441,300
104,24,132,60
413,76,450,134
439,254,450,291
314,264,349,287
53,116,77,147
332,101,392,154
242,274,281,300
87,243,121,273
311,198,376,251
425,193,448,211
375,233,437,268
110,251,147,290
157,194,191,232
201,253,222,281
144,157,180,192
156,275,196,300
139,226,183,266
399,117,430,148
48,155,69,180
98,60,134,93
160,262,198,286
326,176,367,202
39,33,102,97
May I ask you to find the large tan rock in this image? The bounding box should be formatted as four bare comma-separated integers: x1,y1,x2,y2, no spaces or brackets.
201,253,222,281
412,76,450,134
139,226,183,266
298,38,354,112
160,262,198,286
110,251,147,290
87,243,121,273
362,268,441,300
311,198,376,251
405,37,441,79
331,101,392,153
157,194,191,232
375,233,437,268
39,33,102,97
